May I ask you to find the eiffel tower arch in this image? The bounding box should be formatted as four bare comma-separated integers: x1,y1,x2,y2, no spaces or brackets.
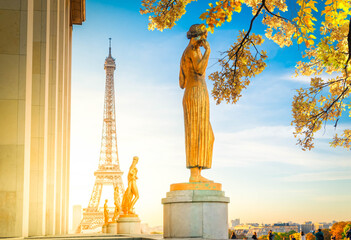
77,39,124,232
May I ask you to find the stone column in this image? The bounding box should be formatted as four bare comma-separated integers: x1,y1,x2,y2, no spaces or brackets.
61,1,71,233
28,0,50,236
65,24,72,234
45,0,58,235
54,0,64,234
0,0,33,237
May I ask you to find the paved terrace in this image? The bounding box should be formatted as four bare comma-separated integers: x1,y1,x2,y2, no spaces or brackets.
2,234,163,240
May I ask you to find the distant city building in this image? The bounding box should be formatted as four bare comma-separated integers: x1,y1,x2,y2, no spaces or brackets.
247,223,260,227
234,224,252,230
232,220,337,238
234,224,298,238
141,223,150,234
314,222,332,230
301,221,314,233
232,219,241,227
274,223,290,226
140,224,163,234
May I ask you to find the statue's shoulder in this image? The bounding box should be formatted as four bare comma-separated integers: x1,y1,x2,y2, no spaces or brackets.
185,44,196,54
182,45,195,61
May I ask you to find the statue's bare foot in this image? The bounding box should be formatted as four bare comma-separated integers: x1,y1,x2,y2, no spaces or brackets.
189,168,213,182
198,175,213,182
189,175,213,182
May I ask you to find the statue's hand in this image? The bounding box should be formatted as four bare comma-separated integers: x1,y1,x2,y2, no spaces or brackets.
202,40,210,50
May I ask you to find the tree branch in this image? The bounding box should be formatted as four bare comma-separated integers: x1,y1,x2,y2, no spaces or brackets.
344,17,351,77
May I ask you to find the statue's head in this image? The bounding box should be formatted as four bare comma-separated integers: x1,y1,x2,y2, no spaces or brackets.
105,199,108,203
133,156,139,163
187,24,207,40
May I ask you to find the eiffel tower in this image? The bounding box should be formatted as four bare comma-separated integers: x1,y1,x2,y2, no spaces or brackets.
77,39,124,232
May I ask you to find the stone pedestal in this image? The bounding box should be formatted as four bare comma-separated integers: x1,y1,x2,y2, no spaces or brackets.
102,225,107,233
107,222,118,234
117,215,141,234
162,182,230,239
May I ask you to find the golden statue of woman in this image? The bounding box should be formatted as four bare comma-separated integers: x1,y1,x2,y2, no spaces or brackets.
121,156,139,215
179,24,214,182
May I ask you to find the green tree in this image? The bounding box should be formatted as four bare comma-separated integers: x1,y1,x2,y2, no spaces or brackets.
141,0,351,150
342,223,351,239
260,234,268,240
271,230,298,240
274,232,284,240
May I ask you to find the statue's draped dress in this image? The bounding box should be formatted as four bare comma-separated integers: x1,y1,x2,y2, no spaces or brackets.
121,167,137,213
180,47,214,169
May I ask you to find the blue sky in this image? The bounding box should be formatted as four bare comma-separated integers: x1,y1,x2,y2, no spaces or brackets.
69,0,351,229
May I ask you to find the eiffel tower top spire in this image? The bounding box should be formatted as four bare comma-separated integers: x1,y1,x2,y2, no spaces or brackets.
109,37,112,57
105,38,115,69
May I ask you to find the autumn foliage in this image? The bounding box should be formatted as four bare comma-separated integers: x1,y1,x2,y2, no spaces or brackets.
322,229,332,240
331,221,351,240
306,233,315,240
140,0,351,151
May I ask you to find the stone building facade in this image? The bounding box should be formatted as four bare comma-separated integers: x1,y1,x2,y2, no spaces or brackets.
0,0,85,237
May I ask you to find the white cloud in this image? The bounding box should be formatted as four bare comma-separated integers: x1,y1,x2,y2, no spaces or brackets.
214,126,351,168
283,171,351,182
281,71,342,84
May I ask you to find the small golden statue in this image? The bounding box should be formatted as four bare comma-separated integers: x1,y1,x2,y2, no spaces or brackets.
103,199,109,225
179,24,214,182
121,156,139,215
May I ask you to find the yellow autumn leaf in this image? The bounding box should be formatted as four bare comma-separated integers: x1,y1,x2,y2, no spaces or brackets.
199,12,208,20
298,37,303,44
308,39,314,45
310,5,318,12
227,13,232,22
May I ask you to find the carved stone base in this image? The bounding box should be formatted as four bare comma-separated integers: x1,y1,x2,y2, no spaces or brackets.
170,182,222,191
102,224,107,233
106,222,117,234
117,215,141,234
162,188,230,239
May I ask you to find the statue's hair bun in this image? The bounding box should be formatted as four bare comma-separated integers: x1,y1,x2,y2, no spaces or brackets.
187,24,207,39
